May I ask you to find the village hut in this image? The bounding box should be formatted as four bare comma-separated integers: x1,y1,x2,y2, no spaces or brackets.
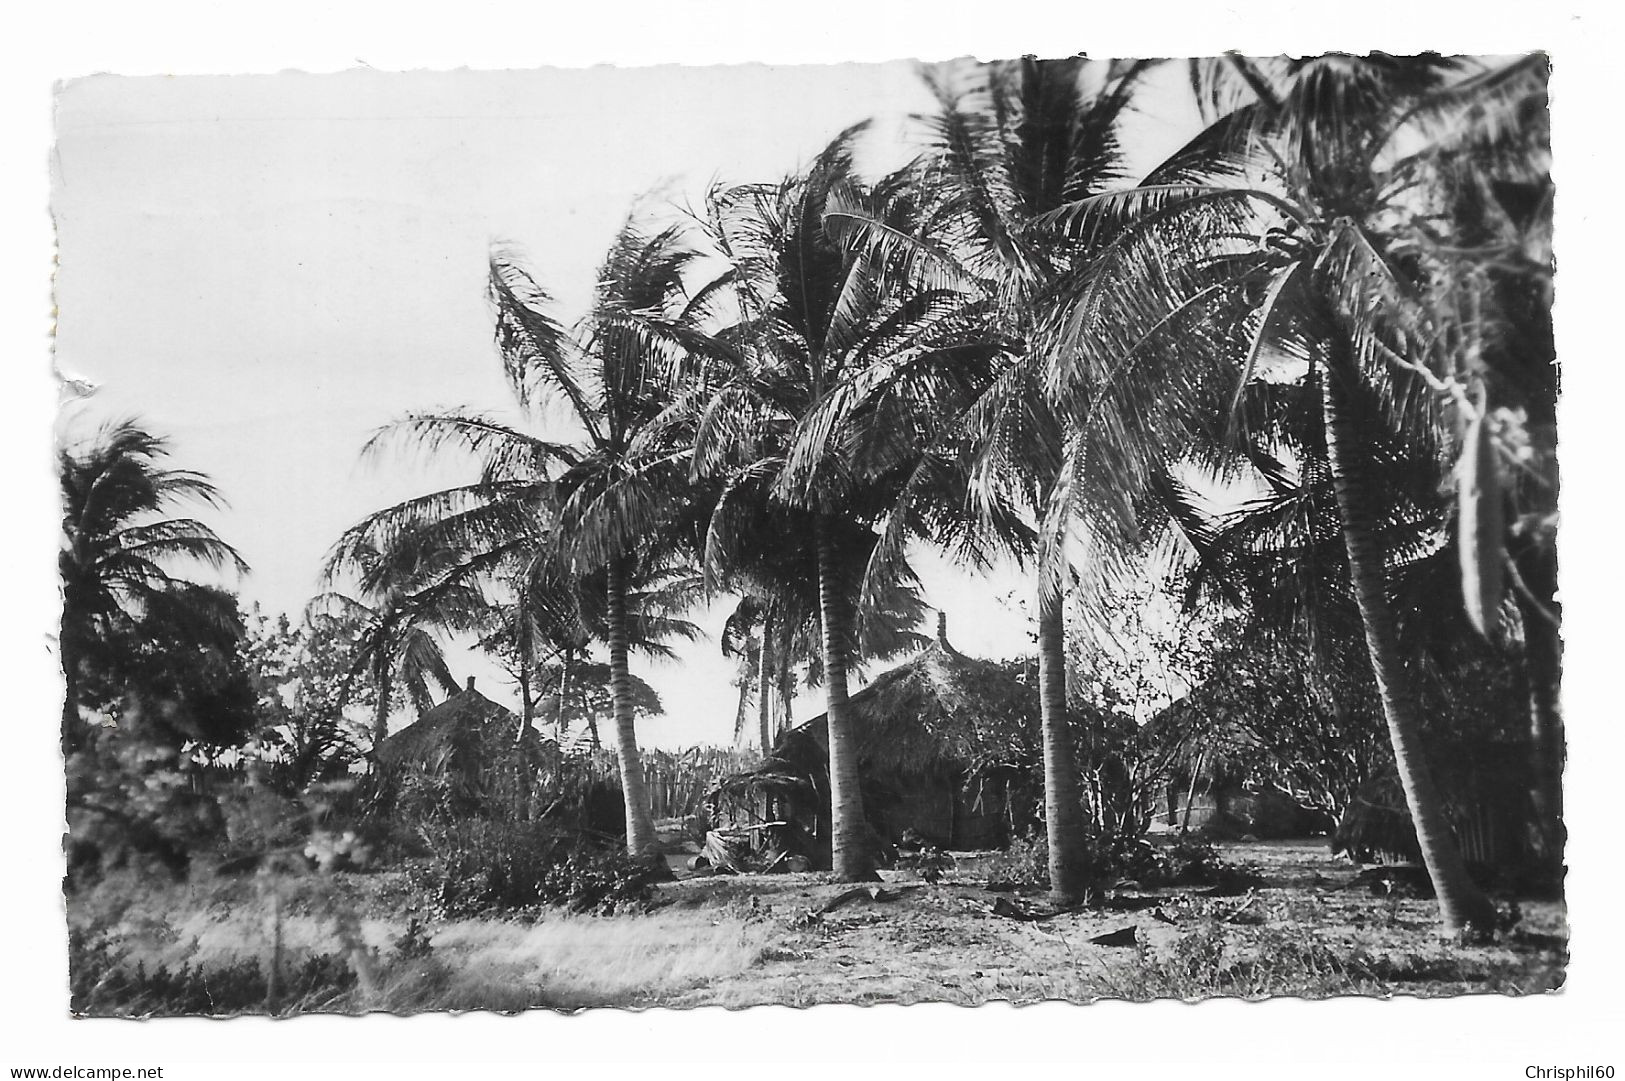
706,615,1044,870
375,677,550,822
1331,736,1558,891
1141,696,1325,840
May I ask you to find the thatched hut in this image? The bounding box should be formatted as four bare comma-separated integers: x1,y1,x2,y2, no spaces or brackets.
1331,737,1558,891
375,677,549,821
1141,696,1326,840
707,616,1043,869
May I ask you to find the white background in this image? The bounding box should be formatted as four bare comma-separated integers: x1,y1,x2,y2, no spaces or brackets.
4,1,1621,1075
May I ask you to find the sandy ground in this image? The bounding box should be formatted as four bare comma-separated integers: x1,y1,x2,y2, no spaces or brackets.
644,840,1567,1008
70,839,1567,1013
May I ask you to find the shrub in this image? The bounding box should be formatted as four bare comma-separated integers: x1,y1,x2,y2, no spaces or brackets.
1100,923,1369,1001
412,819,662,918
64,728,226,885
984,834,1256,894
908,847,956,884
69,926,357,1017
393,917,435,961
984,834,1051,890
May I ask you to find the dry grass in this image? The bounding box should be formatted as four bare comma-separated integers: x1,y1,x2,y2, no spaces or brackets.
67,840,1567,1015
391,911,778,1011
69,868,776,1015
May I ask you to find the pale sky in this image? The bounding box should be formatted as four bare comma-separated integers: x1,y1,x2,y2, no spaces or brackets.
51,61,1206,748
14,0,1622,1068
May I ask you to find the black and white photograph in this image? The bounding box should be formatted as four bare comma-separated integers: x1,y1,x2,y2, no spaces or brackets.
8,4,1621,1075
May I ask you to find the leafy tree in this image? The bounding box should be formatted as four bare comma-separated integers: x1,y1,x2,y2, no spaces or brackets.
719,593,810,753
59,418,250,751
1041,54,1549,934
536,658,663,750
843,58,1171,900
241,606,377,790
692,131,995,879
313,531,482,755
476,217,720,856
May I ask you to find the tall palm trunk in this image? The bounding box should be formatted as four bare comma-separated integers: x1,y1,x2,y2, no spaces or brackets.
61,638,83,753
757,615,775,755
605,556,657,857
1514,544,1564,878
556,651,572,739
1320,350,1498,937
518,616,535,728
815,514,875,881
370,649,392,756
1037,580,1091,904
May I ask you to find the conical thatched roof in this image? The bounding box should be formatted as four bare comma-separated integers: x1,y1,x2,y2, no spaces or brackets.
770,614,1039,779
1140,694,1264,786
375,677,540,769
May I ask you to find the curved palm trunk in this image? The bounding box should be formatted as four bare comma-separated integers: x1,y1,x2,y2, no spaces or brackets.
757,615,775,755
815,514,875,881
1037,582,1091,904
605,557,658,857
1321,355,1497,937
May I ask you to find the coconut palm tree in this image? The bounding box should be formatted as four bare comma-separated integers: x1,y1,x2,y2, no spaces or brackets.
484,217,725,858
1039,54,1546,935
720,594,797,754
59,418,249,750
692,131,1001,880
1402,55,1559,870
312,530,481,754
345,221,716,854
838,58,1169,902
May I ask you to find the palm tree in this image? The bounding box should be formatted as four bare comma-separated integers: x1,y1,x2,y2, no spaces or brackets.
1402,55,1560,870
691,132,998,880
59,418,248,749
719,594,792,754
338,391,584,742
843,58,1161,902
1040,54,1544,935
486,217,722,858
312,530,480,754
714,524,932,757
346,218,715,855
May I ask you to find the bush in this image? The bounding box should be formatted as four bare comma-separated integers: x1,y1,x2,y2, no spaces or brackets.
412,819,662,918
69,927,356,1017
64,728,227,885
984,834,1052,890
1102,922,1368,1001
1142,838,1221,887
984,834,1254,893
393,917,435,961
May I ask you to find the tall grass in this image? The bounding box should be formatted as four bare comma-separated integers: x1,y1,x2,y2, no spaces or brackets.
68,869,776,1015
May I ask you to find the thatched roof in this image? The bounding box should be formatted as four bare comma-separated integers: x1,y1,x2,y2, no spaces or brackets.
766,614,1039,780
375,677,541,768
1332,737,1541,868
1140,693,1264,786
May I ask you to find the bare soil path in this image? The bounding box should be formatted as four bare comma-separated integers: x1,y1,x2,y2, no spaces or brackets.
649,840,1566,1007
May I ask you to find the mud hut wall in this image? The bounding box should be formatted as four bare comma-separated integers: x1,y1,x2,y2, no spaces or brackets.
950,788,1010,849
1150,784,1313,839
862,769,1020,850
1149,791,1224,834
867,774,957,847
